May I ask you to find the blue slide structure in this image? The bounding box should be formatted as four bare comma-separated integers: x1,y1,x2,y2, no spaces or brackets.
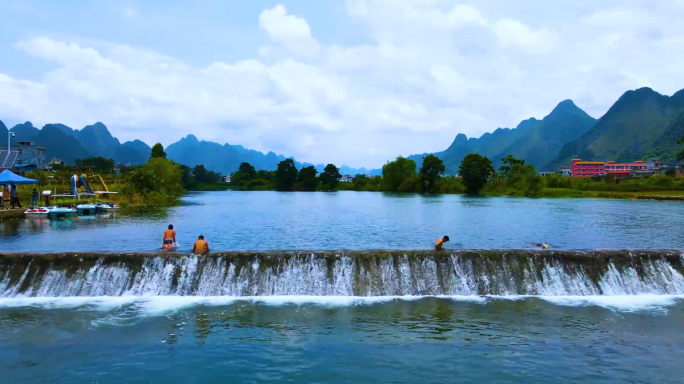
79,174,94,194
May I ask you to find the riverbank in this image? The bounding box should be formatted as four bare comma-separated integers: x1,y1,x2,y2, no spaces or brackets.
482,188,684,199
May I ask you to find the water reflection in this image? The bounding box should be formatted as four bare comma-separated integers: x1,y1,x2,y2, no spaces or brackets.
2,191,684,252
2,299,684,383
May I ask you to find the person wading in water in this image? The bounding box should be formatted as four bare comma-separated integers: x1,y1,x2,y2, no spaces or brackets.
434,236,450,250
162,224,177,251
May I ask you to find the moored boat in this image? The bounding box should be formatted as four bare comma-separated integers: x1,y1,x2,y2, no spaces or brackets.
76,203,97,215
48,207,77,219
95,202,121,212
24,207,50,218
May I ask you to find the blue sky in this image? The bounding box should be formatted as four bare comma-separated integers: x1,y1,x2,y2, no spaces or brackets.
1,0,684,167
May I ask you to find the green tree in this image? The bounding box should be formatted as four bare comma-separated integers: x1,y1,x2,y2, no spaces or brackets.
192,164,221,184
320,164,341,188
382,156,417,192
231,172,250,187
509,164,542,197
150,143,167,159
459,153,494,194
499,154,525,178
179,164,198,190
296,166,319,191
678,133,684,161
124,167,162,197
238,162,257,179
275,159,298,191
419,154,445,193
257,170,275,181
143,157,184,196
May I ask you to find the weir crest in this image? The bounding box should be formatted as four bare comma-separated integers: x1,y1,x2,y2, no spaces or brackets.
1,251,683,297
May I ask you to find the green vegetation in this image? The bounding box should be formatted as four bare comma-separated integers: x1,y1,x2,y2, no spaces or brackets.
320,164,341,189
275,159,298,191
459,154,494,194
336,174,383,192
382,156,418,192
150,143,167,159
419,154,445,193
296,166,318,191
481,155,543,197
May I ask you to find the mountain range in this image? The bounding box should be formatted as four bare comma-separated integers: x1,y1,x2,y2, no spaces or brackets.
0,119,380,175
2,86,683,176
408,86,684,174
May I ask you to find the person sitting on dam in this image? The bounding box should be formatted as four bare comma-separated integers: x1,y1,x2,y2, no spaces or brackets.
192,235,209,255
162,224,177,251
435,236,449,250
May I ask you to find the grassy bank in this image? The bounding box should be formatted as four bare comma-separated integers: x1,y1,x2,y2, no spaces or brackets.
482,188,684,199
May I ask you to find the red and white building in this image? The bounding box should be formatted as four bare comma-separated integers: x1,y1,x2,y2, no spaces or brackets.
571,159,648,178
604,161,647,177
571,159,604,178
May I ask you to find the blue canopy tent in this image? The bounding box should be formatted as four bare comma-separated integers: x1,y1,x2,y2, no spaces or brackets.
0,169,39,185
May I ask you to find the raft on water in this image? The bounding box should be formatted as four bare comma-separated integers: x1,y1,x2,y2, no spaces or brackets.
1,250,683,297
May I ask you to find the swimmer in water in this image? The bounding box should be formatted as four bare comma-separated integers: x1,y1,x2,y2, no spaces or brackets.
192,235,209,255
533,243,549,249
435,235,450,250
162,224,177,251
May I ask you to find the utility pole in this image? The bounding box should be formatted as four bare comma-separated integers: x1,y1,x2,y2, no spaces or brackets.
8,131,15,152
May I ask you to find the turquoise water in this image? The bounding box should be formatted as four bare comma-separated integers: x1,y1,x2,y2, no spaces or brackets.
1,297,683,383
1,191,684,252
3,191,684,382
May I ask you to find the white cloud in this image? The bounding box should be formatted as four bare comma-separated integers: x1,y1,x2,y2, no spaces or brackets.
259,5,320,57
492,19,556,51
2,1,684,168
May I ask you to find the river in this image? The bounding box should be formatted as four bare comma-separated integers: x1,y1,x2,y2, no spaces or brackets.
1,191,684,251
2,191,684,383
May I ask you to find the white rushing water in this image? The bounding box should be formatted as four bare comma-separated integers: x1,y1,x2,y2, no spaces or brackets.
2,252,684,298
0,294,682,315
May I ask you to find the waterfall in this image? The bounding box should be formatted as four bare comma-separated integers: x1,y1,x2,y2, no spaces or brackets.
1,251,683,297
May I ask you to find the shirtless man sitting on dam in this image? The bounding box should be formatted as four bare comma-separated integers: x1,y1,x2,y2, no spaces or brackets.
193,235,209,255
435,236,449,250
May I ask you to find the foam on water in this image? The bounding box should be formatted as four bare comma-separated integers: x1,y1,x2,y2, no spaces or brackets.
541,294,684,312
0,294,681,315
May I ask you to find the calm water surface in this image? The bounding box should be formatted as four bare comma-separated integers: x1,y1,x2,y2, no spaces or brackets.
1,297,683,383
2,191,684,252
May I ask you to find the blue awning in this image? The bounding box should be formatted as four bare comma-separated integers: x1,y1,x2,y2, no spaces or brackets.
0,169,40,184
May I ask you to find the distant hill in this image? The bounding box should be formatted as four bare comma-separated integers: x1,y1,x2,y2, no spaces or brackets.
166,134,380,175
0,120,150,166
547,87,684,170
408,87,684,174
407,100,594,174
116,140,152,166
494,100,595,171
28,124,92,164
648,110,684,163
1,121,91,163
78,122,122,159
7,85,681,174
0,118,378,173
